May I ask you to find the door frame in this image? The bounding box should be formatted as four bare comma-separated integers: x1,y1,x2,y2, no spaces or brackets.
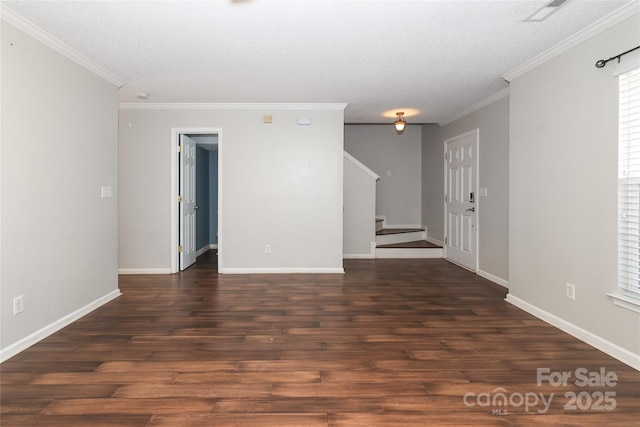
443,128,479,272
170,127,223,274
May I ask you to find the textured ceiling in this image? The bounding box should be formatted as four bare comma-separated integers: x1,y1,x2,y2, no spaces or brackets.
2,0,631,124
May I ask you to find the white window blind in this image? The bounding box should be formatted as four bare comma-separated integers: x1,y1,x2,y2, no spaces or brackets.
618,66,640,299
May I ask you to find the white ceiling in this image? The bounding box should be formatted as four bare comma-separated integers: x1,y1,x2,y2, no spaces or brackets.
2,0,631,124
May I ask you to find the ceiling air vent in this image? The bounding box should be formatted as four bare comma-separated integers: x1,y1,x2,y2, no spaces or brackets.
547,0,568,7
525,0,570,22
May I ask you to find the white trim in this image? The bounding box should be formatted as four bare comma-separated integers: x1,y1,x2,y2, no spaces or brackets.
343,151,380,180
0,289,121,363
171,127,224,274
344,253,375,259
506,294,640,371
440,88,509,126
503,2,640,82
607,292,640,313
120,102,348,111
425,236,444,247
196,246,210,257
344,242,377,259
375,248,444,259
195,243,218,258
118,268,171,275
221,268,345,274
477,269,509,288
0,5,124,87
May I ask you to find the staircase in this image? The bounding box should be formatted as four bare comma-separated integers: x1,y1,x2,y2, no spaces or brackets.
375,218,443,258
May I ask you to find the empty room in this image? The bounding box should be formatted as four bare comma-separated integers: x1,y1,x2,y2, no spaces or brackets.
1,1,639,425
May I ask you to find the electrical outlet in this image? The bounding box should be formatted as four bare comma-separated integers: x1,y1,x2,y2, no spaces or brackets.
13,295,24,315
265,244,272,254
566,283,576,301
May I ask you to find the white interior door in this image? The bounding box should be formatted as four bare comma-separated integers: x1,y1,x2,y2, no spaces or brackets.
179,134,197,270
445,129,478,271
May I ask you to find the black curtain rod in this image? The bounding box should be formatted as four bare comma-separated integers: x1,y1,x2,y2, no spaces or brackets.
595,45,640,68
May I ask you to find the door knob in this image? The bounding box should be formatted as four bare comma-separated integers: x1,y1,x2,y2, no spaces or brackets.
194,205,199,211
466,207,475,212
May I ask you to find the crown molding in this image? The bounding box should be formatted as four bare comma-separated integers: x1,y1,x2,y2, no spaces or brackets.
1,5,125,87
119,102,349,110
503,1,640,82
439,87,510,126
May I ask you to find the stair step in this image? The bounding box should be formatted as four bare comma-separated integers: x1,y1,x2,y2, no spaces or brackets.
375,240,443,259
376,228,423,236
375,228,426,245
376,240,441,249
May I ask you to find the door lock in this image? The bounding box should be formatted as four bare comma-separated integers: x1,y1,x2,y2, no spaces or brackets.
466,207,475,212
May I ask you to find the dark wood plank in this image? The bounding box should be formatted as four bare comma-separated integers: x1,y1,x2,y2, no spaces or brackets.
1,255,639,426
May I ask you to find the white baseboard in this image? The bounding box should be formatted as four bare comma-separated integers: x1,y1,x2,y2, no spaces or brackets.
196,244,219,257
506,294,640,371
477,269,509,288
118,268,171,275
344,242,376,259
425,236,444,247
221,267,345,274
0,289,122,363
344,253,375,259
375,248,444,258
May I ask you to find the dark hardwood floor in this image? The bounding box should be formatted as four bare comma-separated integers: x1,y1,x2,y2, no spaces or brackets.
2,253,639,426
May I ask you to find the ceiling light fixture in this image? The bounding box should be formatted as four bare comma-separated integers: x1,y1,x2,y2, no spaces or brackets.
393,112,406,134
137,92,149,100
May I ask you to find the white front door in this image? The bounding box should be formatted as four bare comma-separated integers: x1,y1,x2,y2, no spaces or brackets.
444,129,478,271
179,134,197,270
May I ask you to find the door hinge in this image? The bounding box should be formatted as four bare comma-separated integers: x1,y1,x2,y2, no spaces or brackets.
444,237,448,245
444,152,448,160
178,245,183,253
178,195,183,203
178,145,183,153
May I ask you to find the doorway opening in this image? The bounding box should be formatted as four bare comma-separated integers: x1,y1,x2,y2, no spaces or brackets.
170,127,223,273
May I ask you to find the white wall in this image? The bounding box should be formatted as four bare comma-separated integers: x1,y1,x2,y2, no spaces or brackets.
1,22,120,358
421,95,510,283
343,154,378,257
421,124,445,241
119,106,345,273
345,125,422,227
508,12,640,366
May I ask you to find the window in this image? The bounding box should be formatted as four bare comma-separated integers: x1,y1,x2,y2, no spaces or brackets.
618,66,640,302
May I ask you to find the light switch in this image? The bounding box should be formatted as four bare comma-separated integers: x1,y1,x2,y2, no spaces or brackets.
101,186,112,199
387,170,392,177
479,187,488,198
